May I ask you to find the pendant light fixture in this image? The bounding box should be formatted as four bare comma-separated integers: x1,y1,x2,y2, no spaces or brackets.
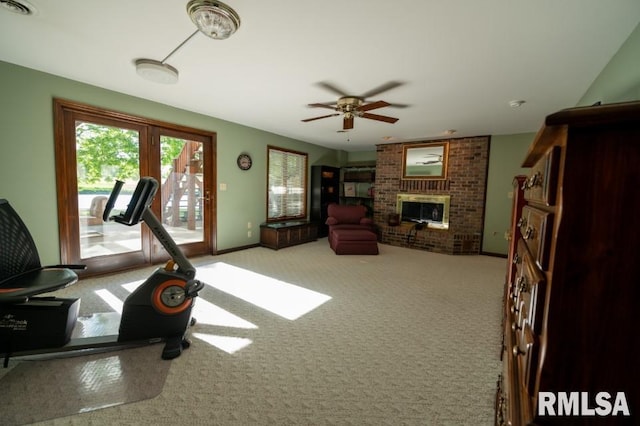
0,0,36,15
187,0,241,40
135,0,241,84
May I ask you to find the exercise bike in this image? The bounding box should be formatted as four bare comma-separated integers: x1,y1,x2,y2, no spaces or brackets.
0,177,204,367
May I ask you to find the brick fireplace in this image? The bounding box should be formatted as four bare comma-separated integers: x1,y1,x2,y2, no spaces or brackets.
374,136,490,254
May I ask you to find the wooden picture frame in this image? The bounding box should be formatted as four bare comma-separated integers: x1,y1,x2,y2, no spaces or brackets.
402,142,449,180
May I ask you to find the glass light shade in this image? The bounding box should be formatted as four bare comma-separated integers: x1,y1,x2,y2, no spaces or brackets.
0,0,36,15
187,0,241,40
135,59,179,84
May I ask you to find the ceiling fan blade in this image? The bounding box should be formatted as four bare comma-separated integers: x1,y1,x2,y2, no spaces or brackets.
360,81,404,99
316,81,349,97
301,113,340,122
343,116,354,130
357,100,391,112
308,103,338,110
361,112,399,124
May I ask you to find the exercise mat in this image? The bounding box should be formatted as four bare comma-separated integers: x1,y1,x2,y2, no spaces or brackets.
0,345,170,425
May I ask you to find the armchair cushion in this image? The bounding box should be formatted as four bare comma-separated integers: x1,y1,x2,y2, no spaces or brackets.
326,204,368,224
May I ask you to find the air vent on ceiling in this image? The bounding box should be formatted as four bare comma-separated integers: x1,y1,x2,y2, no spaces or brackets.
0,0,35,15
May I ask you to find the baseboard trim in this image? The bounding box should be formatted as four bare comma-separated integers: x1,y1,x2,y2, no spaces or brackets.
481,251,507,258
215,243,261,255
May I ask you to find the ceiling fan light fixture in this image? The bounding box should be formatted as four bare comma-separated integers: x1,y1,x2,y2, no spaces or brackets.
135,59,179,84
0,0,35,15
187,0,241,40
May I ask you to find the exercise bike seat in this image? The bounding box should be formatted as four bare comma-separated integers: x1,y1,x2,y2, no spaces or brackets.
0,268,79,304
0,199,83,304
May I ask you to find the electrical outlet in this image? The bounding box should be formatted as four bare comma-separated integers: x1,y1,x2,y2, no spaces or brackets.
247,230,252,238
248,222,252,229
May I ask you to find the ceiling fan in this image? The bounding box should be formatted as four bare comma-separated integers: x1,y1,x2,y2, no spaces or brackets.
301,81,405,130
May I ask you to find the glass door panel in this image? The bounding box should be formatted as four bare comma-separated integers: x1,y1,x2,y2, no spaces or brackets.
159,136,204,246
76,121,141,259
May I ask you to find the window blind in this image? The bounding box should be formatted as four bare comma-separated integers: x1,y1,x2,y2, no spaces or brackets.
267,147,308,221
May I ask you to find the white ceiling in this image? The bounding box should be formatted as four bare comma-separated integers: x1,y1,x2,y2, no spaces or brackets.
1,0,639,151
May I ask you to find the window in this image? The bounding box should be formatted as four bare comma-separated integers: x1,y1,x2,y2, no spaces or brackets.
267,146,308,221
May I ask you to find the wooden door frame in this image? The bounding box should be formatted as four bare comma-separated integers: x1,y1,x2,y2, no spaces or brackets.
54,98,217,277
150,126,215,263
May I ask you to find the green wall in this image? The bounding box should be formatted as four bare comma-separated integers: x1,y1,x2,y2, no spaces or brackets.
346,150,377,164
578,22,640,106
482,134,533,255
482,21,640,256
0,60,339,263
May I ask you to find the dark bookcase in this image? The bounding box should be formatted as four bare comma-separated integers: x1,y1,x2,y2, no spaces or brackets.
310,166,340,237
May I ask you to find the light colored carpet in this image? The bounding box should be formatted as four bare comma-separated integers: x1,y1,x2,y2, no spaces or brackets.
0,240,505,425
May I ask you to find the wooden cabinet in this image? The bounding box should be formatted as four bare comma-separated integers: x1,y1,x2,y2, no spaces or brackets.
496,101,640,425
260,221,318,250
311,166,340,237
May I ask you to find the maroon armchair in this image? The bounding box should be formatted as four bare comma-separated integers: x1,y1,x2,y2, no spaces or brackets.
325,204,374,249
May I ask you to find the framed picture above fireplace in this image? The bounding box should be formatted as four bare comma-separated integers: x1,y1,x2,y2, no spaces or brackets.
402,142,449,180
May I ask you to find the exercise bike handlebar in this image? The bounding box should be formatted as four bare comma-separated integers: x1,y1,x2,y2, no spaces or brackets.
102,180,123,222
141,208,196,280
104,178,196,280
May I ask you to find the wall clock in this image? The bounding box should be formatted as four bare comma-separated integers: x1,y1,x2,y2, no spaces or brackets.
237,153,252,170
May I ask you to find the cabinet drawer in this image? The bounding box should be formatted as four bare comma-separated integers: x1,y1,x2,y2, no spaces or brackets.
519,206,553,270
523,146,560,206
514,323,539,397
518,240,547,334
508,251,522,306
508,243,525,308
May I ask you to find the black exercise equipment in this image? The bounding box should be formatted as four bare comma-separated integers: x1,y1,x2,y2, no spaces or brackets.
0,177,204,366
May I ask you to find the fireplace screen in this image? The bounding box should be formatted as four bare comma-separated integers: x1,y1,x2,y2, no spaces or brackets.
396,194,450,229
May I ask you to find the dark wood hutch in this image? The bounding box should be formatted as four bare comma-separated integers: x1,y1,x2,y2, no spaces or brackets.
496,101,640,425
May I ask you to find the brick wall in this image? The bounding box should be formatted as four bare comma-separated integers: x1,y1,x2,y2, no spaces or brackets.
374,136,490,254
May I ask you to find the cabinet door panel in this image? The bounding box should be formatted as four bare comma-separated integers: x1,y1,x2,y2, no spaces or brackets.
523,146,560,206
520,206,553,270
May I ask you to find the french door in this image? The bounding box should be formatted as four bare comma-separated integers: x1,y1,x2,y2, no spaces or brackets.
54,99,216,277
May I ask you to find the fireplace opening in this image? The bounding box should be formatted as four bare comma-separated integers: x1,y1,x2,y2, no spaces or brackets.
396,194,450,229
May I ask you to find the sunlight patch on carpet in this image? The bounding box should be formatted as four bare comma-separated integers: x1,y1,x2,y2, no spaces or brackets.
192,333,253,354
192,297,258,329
95,289,124,313
197,262,332,320
122,280,144,293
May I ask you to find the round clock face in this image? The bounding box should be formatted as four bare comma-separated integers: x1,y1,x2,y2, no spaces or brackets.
237,154,252,170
